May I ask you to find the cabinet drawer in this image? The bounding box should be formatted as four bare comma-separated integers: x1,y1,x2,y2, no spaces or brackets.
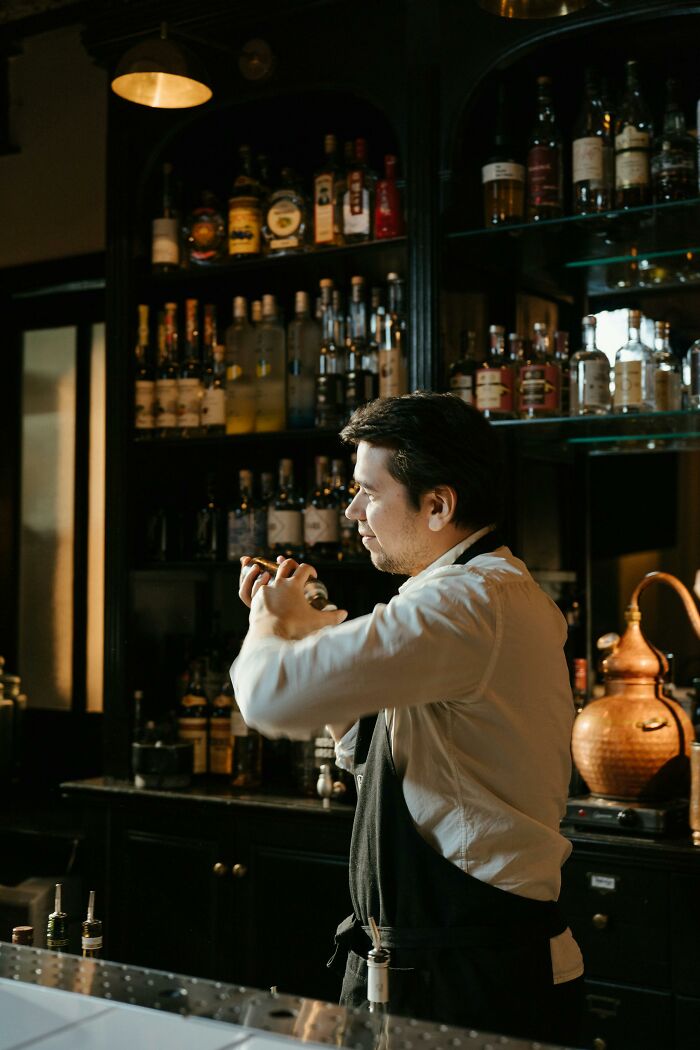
582,981,672,1050
562,859,669,923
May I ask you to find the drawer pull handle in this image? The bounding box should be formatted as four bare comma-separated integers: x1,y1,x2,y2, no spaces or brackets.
213,862,229,877
592,913,609,930
232,863,248,879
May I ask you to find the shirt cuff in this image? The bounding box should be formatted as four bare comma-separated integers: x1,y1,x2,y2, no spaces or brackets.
332,721,359,773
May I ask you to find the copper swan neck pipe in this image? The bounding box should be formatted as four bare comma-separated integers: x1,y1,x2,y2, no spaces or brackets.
627,571,700,639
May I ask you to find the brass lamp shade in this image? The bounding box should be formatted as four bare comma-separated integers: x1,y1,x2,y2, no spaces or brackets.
478,0,590,17
111,35,212,109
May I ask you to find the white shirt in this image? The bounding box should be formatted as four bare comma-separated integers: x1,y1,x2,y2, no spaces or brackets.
232,532,583,984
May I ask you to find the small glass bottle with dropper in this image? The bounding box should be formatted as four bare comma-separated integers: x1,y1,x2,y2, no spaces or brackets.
249,556,331,610
81,890,103,958
46,883,69,952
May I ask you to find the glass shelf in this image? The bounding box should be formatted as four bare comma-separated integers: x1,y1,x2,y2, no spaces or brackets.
132,428,341,449
132,555,373,574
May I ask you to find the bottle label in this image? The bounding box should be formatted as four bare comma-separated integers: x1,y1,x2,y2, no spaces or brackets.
178,721,208,773
481,162,525,184
519,364,546,408
47,937,69,949
154,379,178,428
343,186,370,235
573,137,604,185
231,710,249,737
379,347,402,398
476,366,514,412
304,507,339,546
449,373,474,404
81,936,103,949
267,508,303,547
267,198,303,249
202,385,225,427
228,199,261,255
575,360,610,410
542,363,561,412
177,378,202,427
615,128,650,188
135,380,155,429
527,146,561,206
209,720,232,775
227,511,255,561
654,369,681,411
152,218,179,266
314,173,335,244
614,360,643,407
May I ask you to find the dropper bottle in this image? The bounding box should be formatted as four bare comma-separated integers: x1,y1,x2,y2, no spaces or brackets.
46,883,69,952
81,890,103,958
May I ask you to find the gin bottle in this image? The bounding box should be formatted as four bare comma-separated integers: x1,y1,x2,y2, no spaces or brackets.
315,279,345,427
287,291,321,429
569,315,611,416
304,455,340,558
227,469,256,562
652,79,696,203
267,458,304,559
255,294,286,432
155,303,179,438
613,309,655,413
225,296,256,435
201,304,226,435
178,298,203,438
652,321,682,412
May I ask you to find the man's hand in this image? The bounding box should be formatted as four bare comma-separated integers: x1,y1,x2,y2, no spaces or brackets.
239,556,348,640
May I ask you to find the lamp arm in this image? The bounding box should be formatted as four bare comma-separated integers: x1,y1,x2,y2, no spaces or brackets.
628,572,700,639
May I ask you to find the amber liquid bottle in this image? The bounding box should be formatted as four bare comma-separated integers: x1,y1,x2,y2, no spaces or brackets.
615,60,653,208
482,84,525,227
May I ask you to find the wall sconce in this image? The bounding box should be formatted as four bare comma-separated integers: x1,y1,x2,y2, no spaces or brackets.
477,0,590,17
111,23,213,109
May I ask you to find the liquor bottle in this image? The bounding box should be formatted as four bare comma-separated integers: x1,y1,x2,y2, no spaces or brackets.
613,309,655,413
367,286,383,381
227,469,256,562
687,340,700,409
330,459,355,557
341,138,375,243
81,891,103,958
653,321,682,411
201,304,226,435
482,83,525,227
379,273,408,398
263,167,309,255
615,60,653,208
304,455,340,558
231,685,263,789
287,291,321,429
46,884,69,952
374,155,403,239
194,474,223,561
254,472,274,554
345,275,375,415
554,331,571,415
151,161,180,272
255,294,286,432
315,278,345,427
178,665,209,775
572,67,613,214
518,323,560,418
267,458,304,558
225,297,256,435
155,303,179,438
314,134,342,247
569,315,611,416
185,190,226,266
476,325,515,418
449,330,478,406
209,678,234,777
178,299,203,438
134,304,155,437
651,78,696,203
228,145,262,258
527,76,563,222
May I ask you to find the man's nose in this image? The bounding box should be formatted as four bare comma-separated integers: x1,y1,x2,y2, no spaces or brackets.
345,491,365,521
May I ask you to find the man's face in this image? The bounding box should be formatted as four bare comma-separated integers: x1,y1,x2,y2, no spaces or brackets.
345,442,434,577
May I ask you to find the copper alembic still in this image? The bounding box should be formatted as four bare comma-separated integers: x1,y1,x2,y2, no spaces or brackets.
572,571,700,805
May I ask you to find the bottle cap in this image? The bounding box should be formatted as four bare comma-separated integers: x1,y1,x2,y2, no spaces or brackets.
295,291,309,313
324,133,336,153
233,296,247,319
251,300,262,323
351,275,364,285
262,294,276,316
320,277,334,288
628,309,642,326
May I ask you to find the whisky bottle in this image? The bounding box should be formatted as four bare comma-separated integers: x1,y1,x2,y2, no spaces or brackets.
201,304,226,435
314,134,342,247
652,321,682,412
615,60,653,208
227,469,256,562
134,304,155,438
263,167,309,255
255,294,286,432
178,665,209,775
304,456,340,558
572,67,613,214
225,297,256,435
341,138,375,243
228,145,262,257
651,79,696,203
185,190,226,266
569,315,611,416
527,76,563,222
209,678,234,777
178,298,203,438
374,155,403,239
379,273,408,398
476,325,515,418
81,891,103,958
482,83,525,227
449,330,478,406
267,458,304,559
46,884,69,952
613,309,655,413
518,323,560,418
287,291,321,429
152,162,180,272
155,303,179,438
195,474,223,561
231,685,263,789
345,275,375,414
315,279,345,428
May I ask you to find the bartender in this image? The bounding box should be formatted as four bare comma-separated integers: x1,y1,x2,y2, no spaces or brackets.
232,392,583,1046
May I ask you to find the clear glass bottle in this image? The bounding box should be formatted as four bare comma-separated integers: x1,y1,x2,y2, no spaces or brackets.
152,161,180,272
255,294,286,432
379,273,408,398
615,60,653,208
194,474,223,562
476,325,515,418
228,145,262,258
482,83,525,227
263,167,309,255
178,298,203,438
341,137,375,243
527,76,563,222
267,458,304,559
331,459,355,558
227,469,256,562
225,296,256,435
155,302,179,438
653,321,683,412
569,315,611,416
367,285,383,382
651,78,696,203
572,67,613,215
134,303,155,438
287,291,321,429
315,278,345,428
345,275,375,416
613,309,655,413
313,133,342,247
201,304,226,435
449,330,478,406
255,471,275,554
304,455,340,558
686,340,700,409
185,190,226,266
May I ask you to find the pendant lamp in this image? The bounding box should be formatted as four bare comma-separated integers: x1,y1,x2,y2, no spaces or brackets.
111,23,212,109
477,0,590,17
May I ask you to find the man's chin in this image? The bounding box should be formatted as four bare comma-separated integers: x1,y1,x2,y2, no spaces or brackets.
369,549,405,575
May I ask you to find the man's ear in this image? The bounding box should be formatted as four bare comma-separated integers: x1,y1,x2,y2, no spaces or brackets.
426,485,458,532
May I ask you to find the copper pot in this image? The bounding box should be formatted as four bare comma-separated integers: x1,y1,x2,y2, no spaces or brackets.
571,573,700,801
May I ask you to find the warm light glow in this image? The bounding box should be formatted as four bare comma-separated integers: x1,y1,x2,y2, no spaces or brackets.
477,0,589,16
86,324,106,713
111,70,212,109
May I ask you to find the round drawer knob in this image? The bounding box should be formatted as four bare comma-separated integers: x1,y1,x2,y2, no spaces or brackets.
232,863,248,879
593,1038,607,1050
592,913,609,930
212,862,228,877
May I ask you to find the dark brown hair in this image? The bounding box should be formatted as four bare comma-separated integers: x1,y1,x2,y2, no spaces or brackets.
340,392,503,529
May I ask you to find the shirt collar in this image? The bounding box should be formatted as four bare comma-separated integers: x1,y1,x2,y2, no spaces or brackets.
398,524,496,593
